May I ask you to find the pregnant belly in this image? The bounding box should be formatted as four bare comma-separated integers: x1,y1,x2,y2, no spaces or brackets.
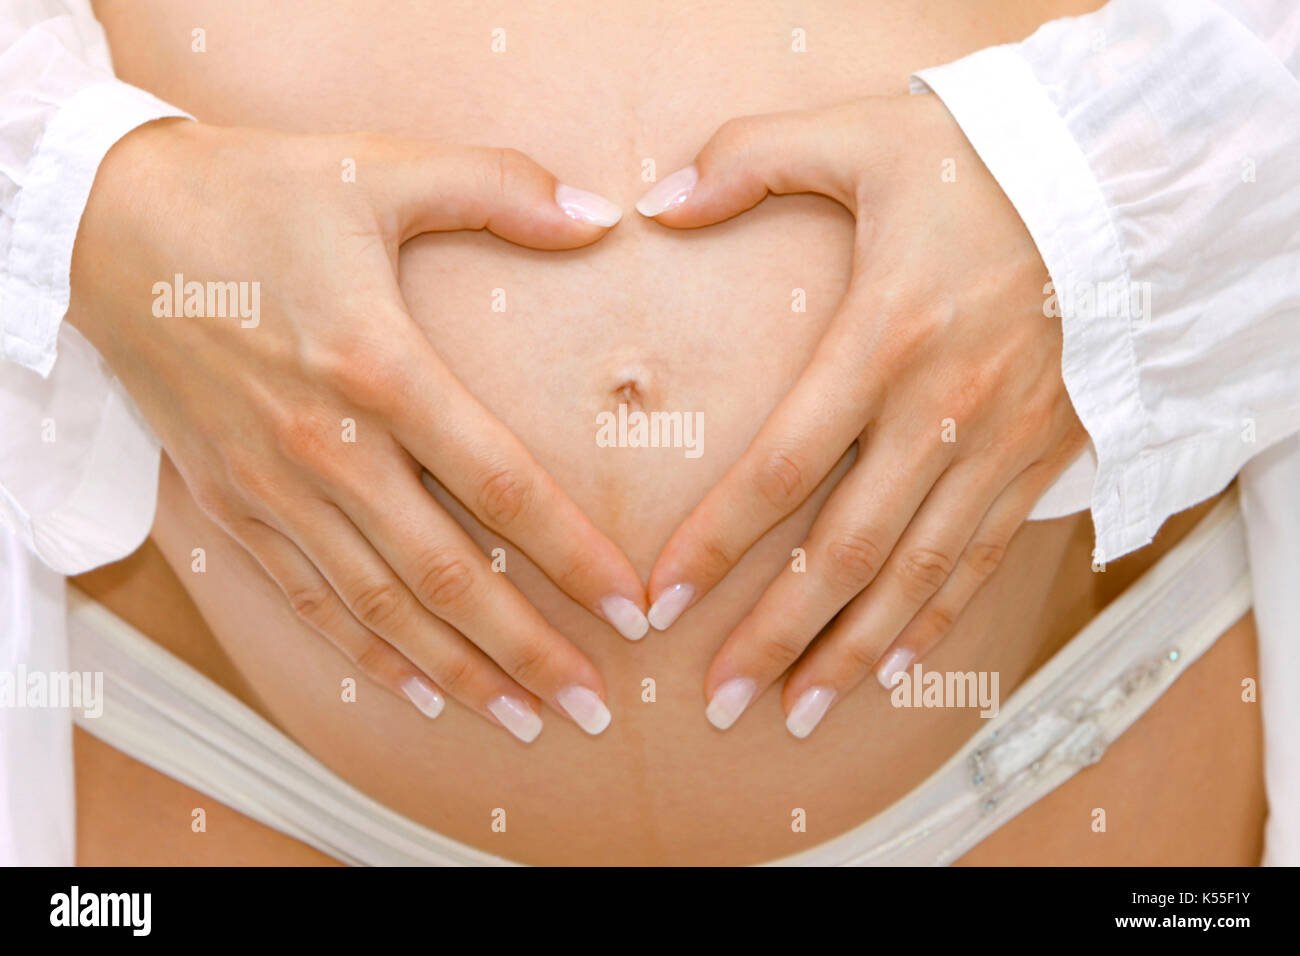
80,0,1168,865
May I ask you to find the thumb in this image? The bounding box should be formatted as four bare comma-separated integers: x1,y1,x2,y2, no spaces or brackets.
368,140,623,250
635,106,863,228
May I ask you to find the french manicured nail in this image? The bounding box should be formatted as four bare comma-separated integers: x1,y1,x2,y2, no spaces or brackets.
876,647,916,690
555,183,623,227
600,595,650,641
647,582,694,631
706,677,757,730
786,686,836,739
557,685,612,736
400,676,445,719
635,165,699,217
488,695,543,743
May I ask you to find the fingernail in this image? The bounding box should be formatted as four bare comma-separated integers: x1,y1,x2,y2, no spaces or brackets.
557,685,612,736
555,183,623,227
487,695,543,743
876,647,916,690
786,686,836,739
400,676,445,719
635,165,699,217
706,676,757,730
600,595,650,642
647,582,694,631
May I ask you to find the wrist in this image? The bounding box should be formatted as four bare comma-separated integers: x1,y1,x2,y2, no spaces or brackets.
66,117,203,345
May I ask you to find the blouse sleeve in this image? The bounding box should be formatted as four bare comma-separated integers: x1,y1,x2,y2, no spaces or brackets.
0,0,190,573
910,0,1300,565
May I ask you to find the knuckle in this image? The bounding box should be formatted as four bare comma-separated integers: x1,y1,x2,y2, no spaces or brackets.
840,638,880,676
965,537,1008,579
825,529,888,592
491,147,528,196
352,580,407,630
287,582,335,623
754,630,807,673
476,466,533,529
434,652,475,697
921,602,958,639
352,639,395,681
695,532,737,580
274,412,338,469
753,448,808,513
896,547,955,600
415,552,477,616
504,636,555,686
325,338,410,413
553,548,600,600
260,372,351,472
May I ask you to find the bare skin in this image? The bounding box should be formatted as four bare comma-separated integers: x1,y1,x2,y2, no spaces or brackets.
73,465,1263,865
73,614,1261,866
70,0,1265,864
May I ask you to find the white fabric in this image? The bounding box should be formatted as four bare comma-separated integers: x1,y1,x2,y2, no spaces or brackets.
0,0,183,573
1239,439,1300,864
0,527,74,866
65,491,1250,866
910,0,1300,864
0,0,188,865
66,588,515,867
1,0,1297,864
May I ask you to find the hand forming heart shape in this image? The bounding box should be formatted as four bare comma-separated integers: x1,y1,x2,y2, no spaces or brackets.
633,94,1086,738
70,94,1083,743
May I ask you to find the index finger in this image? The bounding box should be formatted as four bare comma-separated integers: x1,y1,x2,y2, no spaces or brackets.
645,305,881,630
384,338,651,641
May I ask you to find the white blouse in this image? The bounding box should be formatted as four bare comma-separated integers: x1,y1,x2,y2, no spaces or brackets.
1,0,1297,864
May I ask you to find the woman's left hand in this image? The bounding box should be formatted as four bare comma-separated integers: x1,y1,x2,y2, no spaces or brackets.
636,94,1089,736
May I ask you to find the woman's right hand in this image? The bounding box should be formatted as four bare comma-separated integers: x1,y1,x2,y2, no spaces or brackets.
68,119,644,742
